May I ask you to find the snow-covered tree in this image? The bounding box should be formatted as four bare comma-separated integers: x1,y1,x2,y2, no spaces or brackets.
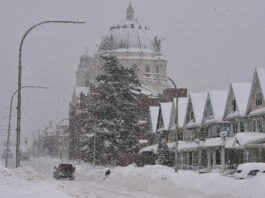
85,55,142,164
157,140,169,166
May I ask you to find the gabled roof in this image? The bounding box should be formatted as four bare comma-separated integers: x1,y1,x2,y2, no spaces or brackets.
185,92,207,126
246,68,265,114
224,83,251,119
207,90,228,122
226,132,265,148
178,97,188,128
160,102,173,130
149,106,160,133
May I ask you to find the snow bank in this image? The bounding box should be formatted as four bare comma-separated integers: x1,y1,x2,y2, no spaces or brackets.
102,164,265,198
0,160,74,198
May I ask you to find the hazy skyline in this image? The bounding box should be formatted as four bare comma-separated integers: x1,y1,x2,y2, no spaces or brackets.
1,0,265,141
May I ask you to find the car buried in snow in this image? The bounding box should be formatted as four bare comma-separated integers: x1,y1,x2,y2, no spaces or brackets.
53,163,76,180
235,163,265,179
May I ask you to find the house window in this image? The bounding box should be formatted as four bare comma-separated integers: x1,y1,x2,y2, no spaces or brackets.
257,119,264,132
232,99,237,112
232,123,238,133
240,121,245,132
256,92,263,106
217,127,220,137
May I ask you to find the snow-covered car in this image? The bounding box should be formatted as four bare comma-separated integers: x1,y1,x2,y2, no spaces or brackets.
235,163,265,179
53,164,75,180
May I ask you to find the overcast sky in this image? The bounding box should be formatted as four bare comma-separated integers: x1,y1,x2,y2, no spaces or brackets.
1,0,265,141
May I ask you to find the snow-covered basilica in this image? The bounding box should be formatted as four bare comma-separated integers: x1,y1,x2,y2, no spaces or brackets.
69,3,187,163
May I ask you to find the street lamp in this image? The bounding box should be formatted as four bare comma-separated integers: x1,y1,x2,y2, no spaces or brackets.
16,20,85,168
167,76,179,173
5,86,48,168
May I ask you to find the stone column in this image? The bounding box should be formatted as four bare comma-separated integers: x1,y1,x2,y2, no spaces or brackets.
221,147,225,172
207,150,211,169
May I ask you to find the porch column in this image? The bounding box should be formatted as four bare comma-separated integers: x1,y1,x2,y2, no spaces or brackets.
207,150,211,169
244,149,249,163
191,151,194,169
198,150,202,167
180,153,184,169
221,147,225,172
212,150,216,166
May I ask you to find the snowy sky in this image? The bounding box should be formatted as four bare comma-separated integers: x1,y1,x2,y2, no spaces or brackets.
0,0,265,142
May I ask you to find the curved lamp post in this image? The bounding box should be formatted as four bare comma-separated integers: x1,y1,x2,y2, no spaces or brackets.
167,76,179,173
16,20,85,167
5,86,48,168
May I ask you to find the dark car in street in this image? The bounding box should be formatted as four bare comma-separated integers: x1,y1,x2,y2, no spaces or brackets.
53,163,75,180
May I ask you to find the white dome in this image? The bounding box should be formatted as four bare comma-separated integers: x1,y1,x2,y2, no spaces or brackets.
98,20,159,53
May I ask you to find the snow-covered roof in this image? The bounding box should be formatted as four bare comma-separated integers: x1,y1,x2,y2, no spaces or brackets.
186,92,207,126
224,83,251,119
160,102,173,130
256,67,265,96
226,132,265,148
98,17,158,53
249,107,265,116
246,68,265,114
207,90,228,122
178,97,188,128
137,84,159,96
231,83,251,116
149,106,160,133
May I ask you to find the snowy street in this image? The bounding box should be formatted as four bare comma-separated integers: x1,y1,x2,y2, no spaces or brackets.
0,157,264,198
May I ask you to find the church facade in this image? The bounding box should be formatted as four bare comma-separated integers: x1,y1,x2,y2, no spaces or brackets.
75,2,171,94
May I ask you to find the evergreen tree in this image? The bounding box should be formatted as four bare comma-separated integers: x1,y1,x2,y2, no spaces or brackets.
157,140,169,166
86,55,142,163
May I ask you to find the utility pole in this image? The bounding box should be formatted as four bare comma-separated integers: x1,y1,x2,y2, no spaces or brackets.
167,76,179,173
16,20,85,167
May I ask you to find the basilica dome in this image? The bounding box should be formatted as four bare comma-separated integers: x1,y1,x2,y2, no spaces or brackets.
98,3,161,53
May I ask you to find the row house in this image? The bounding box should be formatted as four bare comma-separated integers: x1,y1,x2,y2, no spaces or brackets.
140,67,265,170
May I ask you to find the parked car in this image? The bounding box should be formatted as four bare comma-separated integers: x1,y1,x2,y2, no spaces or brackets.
53,164,75,180
235,163,265,179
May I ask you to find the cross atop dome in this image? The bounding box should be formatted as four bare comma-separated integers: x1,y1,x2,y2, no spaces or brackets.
126,0,134,21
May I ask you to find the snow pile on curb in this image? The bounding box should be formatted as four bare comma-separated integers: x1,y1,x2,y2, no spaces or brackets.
0,161,74,198
102,164,265,198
